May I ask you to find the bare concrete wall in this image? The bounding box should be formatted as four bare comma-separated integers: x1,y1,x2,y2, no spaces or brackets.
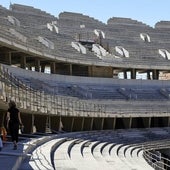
90,66,113,78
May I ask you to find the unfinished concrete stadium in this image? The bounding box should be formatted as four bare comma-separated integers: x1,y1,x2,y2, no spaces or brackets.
0,3,170,170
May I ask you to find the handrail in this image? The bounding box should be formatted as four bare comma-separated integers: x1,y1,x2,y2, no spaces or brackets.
142,142,170,170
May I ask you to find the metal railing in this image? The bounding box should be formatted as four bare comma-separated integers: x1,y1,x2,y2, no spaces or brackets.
143,142,170,170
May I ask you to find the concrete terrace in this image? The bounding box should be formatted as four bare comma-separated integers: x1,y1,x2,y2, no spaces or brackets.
1,128,170,170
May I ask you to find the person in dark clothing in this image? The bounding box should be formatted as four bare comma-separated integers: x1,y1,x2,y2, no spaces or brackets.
6,100,23,150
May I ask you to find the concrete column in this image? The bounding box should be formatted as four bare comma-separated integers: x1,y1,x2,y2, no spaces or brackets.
129,117,132,128
101,118,104,130
88,66,93,77
31,114,35,133
21,56,26,69
41,63,46,73
152,70,159,80
5,52,12,65
123,118,131,129
46,115,51,132
90,117,94,130
147,71,151,80
81,117,85,131
131,69,136,79
146,117,151,128
50,62,56,74
168,117,170,127
35,59,40,72
71,117,74,132
69,64,72,75
123,71,127,79
113,69,118,78
113,118,116,130
27,65,32,71
143,117,150,128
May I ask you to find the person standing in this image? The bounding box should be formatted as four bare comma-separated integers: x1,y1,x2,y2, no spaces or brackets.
6,100,23,150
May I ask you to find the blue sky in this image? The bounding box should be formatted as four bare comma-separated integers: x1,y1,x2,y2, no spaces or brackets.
1,0,170,27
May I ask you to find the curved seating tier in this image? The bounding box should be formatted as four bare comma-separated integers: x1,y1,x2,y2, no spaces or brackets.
2,127,169,169
0,4,170,69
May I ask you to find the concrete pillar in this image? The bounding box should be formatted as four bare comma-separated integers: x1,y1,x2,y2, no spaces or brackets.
113,117,116,129
152,70,159,80
129,117,132,128
5,52,12,65
123,71,127,79
113,69,118,78
31,114,36,133
147,71,151,80
90,117,94,130
147,117,151,128
46,115,51,132
101,118,104,130
71,117,74,132
131,69,136,79
21,56,26,69
168,117,170,127
41,63,46,73
50,62,56,74
143,117,151,128
69,64,72,75
6,52,11,65
88,66,93,77
27,65,32,71
35,59,40,72
122,118,131,129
